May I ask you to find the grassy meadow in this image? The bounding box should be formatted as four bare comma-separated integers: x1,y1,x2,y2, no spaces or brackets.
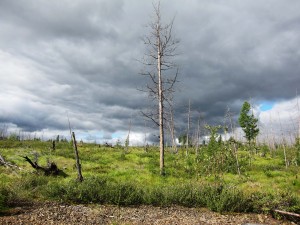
0,138,300,215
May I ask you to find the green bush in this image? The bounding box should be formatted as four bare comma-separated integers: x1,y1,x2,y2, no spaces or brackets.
168,184,199,207
46,176,144,206
0,187,8,211
108,182,144,206
143,185,169,206
20,174,50,191
0,184,28,210
46,176,109,203
195,183,250,213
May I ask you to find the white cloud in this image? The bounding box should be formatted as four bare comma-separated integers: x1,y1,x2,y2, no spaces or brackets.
257,97,300,144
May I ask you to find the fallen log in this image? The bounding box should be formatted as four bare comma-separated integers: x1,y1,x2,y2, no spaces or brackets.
273,209,300,223
22,156,66,176
0,154,22,170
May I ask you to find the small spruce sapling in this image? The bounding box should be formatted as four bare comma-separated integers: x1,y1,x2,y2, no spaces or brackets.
238,101,259,166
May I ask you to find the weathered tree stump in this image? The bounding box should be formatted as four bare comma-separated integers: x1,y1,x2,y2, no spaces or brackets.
22,156,66,176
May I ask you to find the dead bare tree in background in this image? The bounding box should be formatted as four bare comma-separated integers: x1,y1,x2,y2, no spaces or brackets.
225,106,241,175
186,99,191,155
166,96,178,154
72,132,83,182
140,2,179,175
195,113,204,157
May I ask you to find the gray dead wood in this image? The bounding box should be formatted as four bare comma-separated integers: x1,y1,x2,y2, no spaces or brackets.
72,132,83,182
0,154,22,170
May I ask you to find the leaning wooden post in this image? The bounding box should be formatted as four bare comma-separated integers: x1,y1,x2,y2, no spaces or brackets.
72,132,83,182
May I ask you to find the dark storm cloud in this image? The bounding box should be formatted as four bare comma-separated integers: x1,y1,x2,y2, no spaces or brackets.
0,0,123,40
0,0,299,143
171,0,300,126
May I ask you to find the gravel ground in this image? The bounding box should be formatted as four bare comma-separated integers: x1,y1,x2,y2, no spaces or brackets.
0,202,297,225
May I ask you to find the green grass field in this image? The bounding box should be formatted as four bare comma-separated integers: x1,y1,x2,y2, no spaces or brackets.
0,139,299,214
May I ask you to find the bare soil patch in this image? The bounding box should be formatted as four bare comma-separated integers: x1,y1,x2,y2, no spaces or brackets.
0,202,297,225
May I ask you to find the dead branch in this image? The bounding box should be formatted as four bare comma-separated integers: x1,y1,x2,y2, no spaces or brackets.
274,209,300,218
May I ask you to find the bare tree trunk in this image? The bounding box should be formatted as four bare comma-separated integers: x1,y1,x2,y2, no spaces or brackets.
140,2,179,176
143,121,148,152
125,119,131,152
72,132,83,182
195,117,200,157
186,99,191,156
167,103,177,154
157,30,165,175
278,114,288,168
227,106,241,175
297,90,300,139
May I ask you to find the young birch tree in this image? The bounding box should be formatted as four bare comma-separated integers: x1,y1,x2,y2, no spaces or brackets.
140,2,179,175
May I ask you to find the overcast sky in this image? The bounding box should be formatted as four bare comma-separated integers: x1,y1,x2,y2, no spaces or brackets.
0,0,299,144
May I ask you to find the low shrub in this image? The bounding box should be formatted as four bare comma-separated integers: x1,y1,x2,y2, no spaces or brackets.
45,176,108,203
46,176,144,206
108,182,144,206
0,187,8,211
200,183,250,213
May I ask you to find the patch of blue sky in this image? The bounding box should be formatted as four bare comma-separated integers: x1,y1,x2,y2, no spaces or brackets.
76,131,104,142
112,131,125,139
259,101,275,111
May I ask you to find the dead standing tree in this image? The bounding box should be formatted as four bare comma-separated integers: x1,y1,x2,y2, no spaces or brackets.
72,132,83,182
140,2,179,175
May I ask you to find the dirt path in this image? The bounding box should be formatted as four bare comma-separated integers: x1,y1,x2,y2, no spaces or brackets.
0,202,297,225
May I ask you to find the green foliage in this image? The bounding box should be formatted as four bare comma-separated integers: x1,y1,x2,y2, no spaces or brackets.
196,125,239,175
8,133,19,141
205,125,222,156
178,134,187,145
238,101,259,144
44,176,255,212
1,140,300,215
125,135,129,150
201,183,250,213
0,186,8,211
248,190,300,214
115,139,122,148
46,176,144,206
